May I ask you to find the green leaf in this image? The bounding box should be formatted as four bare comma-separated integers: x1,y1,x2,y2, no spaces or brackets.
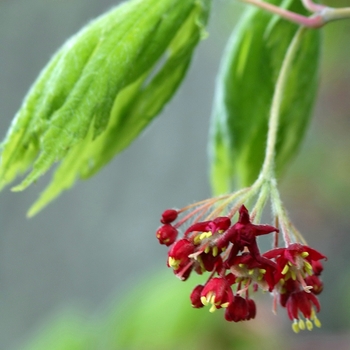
209,0,320,194
0,0,211,215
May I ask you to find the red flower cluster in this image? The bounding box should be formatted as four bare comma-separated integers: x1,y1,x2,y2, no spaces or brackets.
156,205,326,332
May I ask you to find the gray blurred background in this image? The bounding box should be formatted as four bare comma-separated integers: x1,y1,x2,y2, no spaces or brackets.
0,0,350,349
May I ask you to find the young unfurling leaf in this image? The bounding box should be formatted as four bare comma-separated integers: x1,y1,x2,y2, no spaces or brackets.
209,0,320,194
0,0,211,215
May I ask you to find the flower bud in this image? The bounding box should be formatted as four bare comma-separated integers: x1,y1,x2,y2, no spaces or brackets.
156,224,178,246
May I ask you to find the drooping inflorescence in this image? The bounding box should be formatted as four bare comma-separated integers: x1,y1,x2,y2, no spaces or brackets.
156,199,326,333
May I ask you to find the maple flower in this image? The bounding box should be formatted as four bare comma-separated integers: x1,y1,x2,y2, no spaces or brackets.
230,252,276,292
225,295,256,322
285,288,321,332
264,243,326,288
216,205,278,268
200,277,234,312
167,239,195,280
155,201,326,333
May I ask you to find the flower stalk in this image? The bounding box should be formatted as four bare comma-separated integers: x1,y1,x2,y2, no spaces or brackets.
155,9,326,334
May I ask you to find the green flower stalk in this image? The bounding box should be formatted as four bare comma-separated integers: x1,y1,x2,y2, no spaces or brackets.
156,20,326,334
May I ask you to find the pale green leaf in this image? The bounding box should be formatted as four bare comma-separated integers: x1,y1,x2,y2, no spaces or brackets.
0,0,211,215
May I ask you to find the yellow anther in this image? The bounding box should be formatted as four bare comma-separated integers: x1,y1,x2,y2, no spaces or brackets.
248,269,254,275
199,233,206,240
218,230,224,234
221,247,226,252
304,261,312,271
221,302,229,308
238,264,245,268
201,296,209,306
199,232,212,240
210,295,216,304
298,319,306,330
257,275,263,281
291,270,297,280
209,304,217,313
314,317,322,328
301,252,309,258
288,261,293,266
164,238,170,243
193,235,201,245
212,246,219,257
279,279,285,285
259,269,266,274
292,321,300,333
281,264,289,275
168,257,180,269
204,246,210,254
306,319,313,331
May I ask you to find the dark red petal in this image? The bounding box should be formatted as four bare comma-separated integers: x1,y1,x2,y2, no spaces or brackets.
190,285,204,308
304,246,327,262
263,247,286,259
253,224,279,236
184,221,211,235
247,299,256,320
238,205,251,224
212,216,231,231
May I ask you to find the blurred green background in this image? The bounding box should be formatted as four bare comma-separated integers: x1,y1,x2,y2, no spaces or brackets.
0,0,349,349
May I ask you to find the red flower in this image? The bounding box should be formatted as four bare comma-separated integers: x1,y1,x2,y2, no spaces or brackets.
200,277,234,312
230,252,277,292
216,205,278,269
264,243,326,283
167,239,195,280
224,295,256,322
285,290,321,332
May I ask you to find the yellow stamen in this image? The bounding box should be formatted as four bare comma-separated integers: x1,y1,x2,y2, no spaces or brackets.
291,270,297,280
306,319,313,331
301,252,309,258
168,257,180,270
204,246,210,254
238,264,245,268
292,321,300,333
298,319,306,330
281,264,289,275
212,246,219,257
314,317,322,328
201,295,209,306
193,235,201,245
199,232,212,240
209,304,217,313
248,269,254,275
304,261,312,271
221,302,229,308
259,269,266,274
